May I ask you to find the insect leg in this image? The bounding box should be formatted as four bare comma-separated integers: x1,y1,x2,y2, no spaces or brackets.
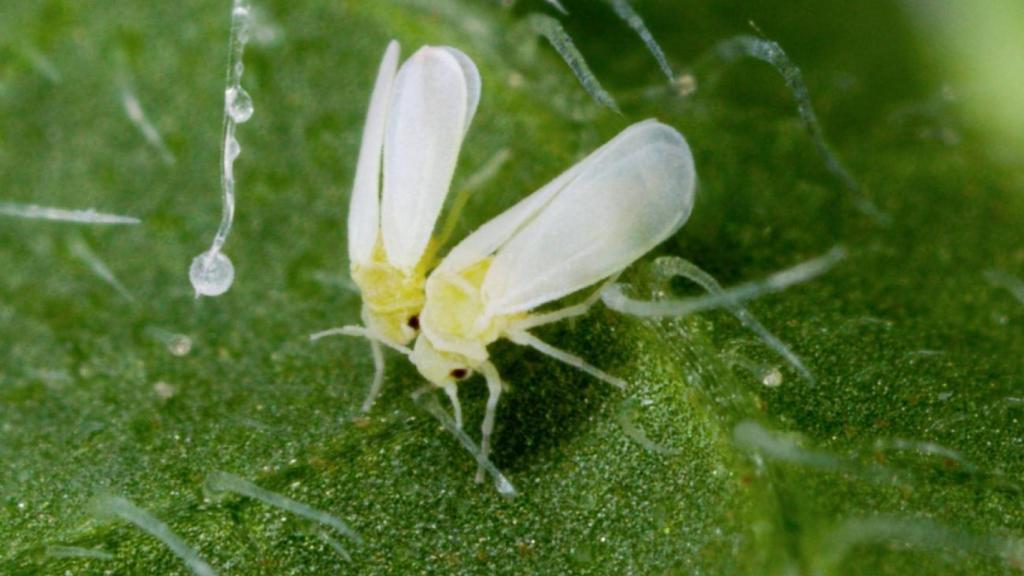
507,330,626,390
309,325,412,356
311,325,412,412
476,362,504,483
441,382,464,429
411,387,517,496
360,339,386,413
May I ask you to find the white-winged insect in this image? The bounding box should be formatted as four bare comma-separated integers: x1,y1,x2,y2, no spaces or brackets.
320,41,481,411
409,119,696,480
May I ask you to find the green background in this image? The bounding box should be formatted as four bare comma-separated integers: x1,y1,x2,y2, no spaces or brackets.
1,0,1022,574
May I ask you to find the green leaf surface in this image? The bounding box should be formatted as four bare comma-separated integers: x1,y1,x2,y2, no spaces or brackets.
2,0,1022,574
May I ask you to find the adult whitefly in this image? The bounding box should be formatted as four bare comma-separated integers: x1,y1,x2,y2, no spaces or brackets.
411,119,697,482
317,41,483,413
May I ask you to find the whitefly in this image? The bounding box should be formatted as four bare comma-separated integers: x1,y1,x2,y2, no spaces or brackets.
410,119,696,483
312,41,481,412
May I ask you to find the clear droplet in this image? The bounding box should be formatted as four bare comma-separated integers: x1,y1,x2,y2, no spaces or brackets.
226,137,241,161
233,7,252,43
190,250,235,297
225,87,254,123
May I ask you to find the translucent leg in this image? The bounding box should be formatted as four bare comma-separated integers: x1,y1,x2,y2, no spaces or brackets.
310,325,409,413
476,362,504,484
410,388,517,497
511,273,620,332
507,330,627,390
360,339,385,413
309,325,412,356
441,382,463,430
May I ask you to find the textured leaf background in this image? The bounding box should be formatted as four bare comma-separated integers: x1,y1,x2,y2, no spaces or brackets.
1,0,1023,574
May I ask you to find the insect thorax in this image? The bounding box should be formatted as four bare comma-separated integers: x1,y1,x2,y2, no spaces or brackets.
351,243,428,346
419,258,523,363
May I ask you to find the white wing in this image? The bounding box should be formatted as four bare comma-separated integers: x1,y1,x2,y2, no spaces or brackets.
482,121,696,316
438,119,667,275
382,46,480,273
436,159,576,275
441,48,481,134
348,41,400,266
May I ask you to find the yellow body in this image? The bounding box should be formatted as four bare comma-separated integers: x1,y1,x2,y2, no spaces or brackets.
350,241,431,346
413,258,525,385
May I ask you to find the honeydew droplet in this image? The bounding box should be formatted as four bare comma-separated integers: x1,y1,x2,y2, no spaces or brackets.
189,250,235,297
225,87,254,123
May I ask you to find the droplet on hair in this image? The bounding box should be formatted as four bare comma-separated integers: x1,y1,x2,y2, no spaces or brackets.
225,87,254,123
189,250,235,297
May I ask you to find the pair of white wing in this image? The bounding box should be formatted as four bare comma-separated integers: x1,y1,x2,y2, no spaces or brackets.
440,119,696,318
348,41,481,274
349,42,697,316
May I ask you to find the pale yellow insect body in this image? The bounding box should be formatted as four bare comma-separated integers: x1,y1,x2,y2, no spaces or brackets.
350,241,429,347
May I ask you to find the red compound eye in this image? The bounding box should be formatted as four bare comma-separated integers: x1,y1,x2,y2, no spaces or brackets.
450,368,468,380
407,315,420,330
